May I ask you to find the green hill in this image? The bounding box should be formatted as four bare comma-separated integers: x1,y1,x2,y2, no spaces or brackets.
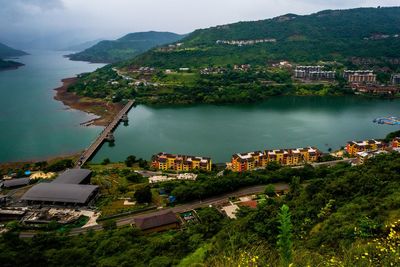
67,31,185,63
0,42,27,59
125,7,400,68
0,59,24,71
0,42,27,70
70,7,400,105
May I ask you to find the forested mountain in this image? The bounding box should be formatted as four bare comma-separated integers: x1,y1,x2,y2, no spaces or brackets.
124,7,400,68
67,31,185,63
0,42,27,59
0,42,27,71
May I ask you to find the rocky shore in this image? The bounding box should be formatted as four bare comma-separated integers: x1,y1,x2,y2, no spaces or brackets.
54,77,123,126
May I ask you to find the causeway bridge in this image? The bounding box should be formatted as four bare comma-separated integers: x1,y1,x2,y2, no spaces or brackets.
75,100,135,168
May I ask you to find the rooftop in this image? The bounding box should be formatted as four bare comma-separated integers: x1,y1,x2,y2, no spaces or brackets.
21,183,98,204
52,169,92,184
1,178,30,188
134,210,179,230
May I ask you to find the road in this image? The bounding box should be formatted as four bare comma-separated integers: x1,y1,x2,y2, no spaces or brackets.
19,183,288,238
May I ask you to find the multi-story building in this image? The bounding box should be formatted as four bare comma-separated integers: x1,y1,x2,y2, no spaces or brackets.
265,147,321,166
391,74,400,85
231,151,266,172
346,140,386,156
294,66,335,80
230,147,321,172
344,70,376,83
392,137,400,148
356,150,388,164
152,153,212,172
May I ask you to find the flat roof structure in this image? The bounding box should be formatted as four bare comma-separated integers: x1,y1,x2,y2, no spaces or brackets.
21,183,98,204
52,169,92,184
135,210,179,231
1,178,30,188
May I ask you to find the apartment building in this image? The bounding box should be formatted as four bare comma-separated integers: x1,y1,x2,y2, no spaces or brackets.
230,147,321,172
343,70,376,83
346,139,386,156
391,74,400,85
152,153,212,172
294,66,335,80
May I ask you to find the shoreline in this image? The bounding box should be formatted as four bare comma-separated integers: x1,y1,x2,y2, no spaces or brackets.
54,77,124,126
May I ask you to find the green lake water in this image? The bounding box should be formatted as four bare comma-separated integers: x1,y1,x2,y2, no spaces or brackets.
0,51,105,162
93,96,400,163
1,51,399,163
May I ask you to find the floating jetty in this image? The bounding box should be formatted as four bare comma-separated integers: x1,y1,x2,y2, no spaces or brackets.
373,116,400,125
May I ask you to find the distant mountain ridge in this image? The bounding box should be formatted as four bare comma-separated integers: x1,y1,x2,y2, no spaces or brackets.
0,42,27,71
62,39,105,52
67,31,185,63
124,7,400,68
0,42,28,59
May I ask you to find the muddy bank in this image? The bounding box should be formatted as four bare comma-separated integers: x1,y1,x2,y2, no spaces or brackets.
54,77,123,126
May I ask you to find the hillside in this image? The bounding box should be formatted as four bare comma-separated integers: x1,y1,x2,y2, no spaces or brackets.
0,42,27,70
0,59,24,71
125,7,400,68
0,152,399,266
67,31,185,63
62,39,104,52
69,7,400,105
0,42,28,59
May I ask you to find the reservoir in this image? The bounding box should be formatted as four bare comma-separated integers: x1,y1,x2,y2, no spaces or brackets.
0,51,104,162
1,51,399,163
92,96,400,163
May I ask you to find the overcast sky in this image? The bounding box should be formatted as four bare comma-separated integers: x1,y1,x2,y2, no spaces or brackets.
1,0,399,49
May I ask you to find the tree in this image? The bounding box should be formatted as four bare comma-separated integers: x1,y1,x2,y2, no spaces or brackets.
134,186,152,204
277,204,293,267
126,172,142,183
102,219,117,230
101,158,111,165
125,155,137,167
264,184,276,197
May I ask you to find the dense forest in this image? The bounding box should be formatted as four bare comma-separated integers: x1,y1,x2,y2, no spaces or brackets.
1,153,399,266
67,32,184,63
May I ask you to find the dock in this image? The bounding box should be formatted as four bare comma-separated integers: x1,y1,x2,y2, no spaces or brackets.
75,100,135,167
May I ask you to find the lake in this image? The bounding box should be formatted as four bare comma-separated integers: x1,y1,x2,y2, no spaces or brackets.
92,96,400,163
0,50,104,162
1,51,399,164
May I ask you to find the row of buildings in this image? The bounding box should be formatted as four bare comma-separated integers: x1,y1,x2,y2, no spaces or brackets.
151,153,212,172
230,147,321,172
346,138,400,164
216,38,277,46
294,66,336,80
151,137,400,173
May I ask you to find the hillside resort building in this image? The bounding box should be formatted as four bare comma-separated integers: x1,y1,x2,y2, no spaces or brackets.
294,66,335,80
344,70,376,83
230,147,321,172
152,153,212,171
346,139,386,156
391,74,400,85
